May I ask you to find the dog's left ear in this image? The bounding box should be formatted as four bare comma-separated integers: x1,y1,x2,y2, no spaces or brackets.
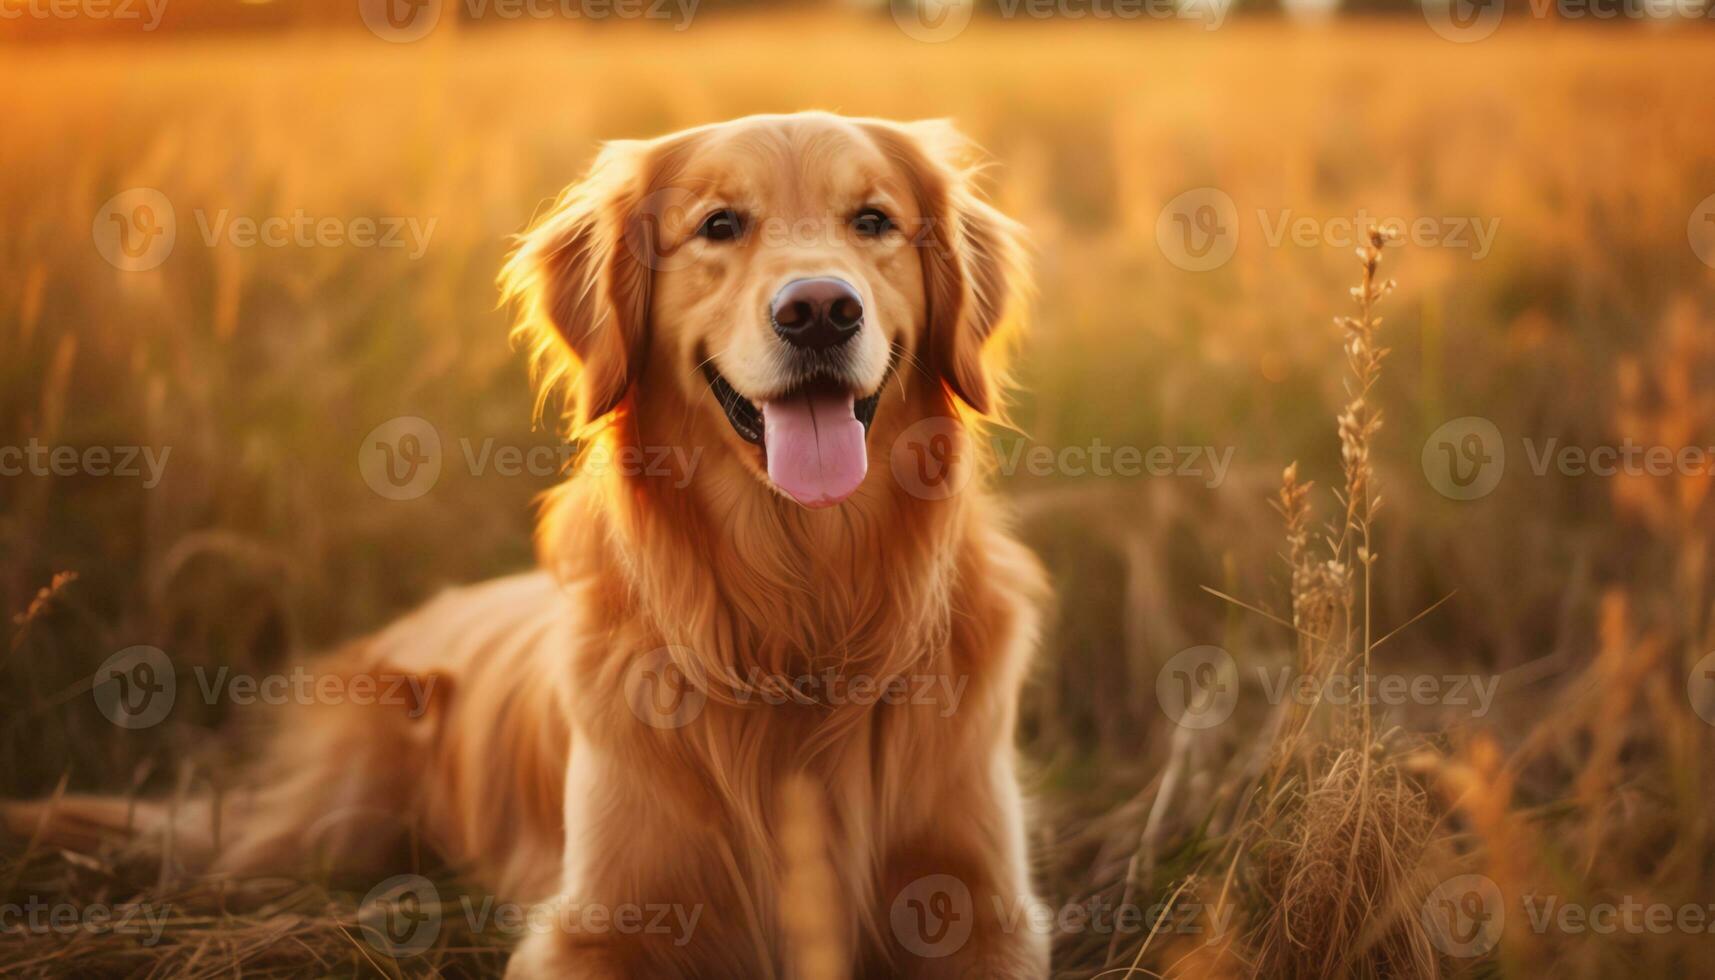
501,140,658,431
869,119,1029,416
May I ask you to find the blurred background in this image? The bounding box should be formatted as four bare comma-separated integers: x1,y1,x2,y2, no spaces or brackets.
4,2,1715,976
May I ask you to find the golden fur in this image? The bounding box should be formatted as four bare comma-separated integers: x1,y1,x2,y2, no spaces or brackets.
8,112,1049,978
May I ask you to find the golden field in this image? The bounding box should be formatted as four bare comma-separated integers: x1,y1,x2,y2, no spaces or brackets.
3,16,1715,978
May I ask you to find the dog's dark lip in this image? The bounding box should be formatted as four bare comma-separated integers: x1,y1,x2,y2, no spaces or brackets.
703,364,886,447
705,367,764,444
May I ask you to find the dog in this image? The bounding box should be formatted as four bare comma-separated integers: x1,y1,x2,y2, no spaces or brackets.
6,112,1050,978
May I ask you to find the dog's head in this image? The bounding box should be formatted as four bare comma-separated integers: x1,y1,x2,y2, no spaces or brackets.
503,112,1026,510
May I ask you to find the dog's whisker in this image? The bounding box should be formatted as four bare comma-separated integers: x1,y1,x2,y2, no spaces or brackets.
692,347,730,377
891,343,935,398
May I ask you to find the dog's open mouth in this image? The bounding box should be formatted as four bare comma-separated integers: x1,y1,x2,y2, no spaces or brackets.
705,366,882,509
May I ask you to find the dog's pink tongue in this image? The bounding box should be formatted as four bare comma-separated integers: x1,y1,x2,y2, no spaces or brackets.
761,389,867,508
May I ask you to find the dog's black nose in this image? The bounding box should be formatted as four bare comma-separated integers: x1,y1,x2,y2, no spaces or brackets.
770,277,863,351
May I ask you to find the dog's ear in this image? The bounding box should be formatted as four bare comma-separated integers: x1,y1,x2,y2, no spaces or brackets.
502,140,658,430
869,119,1029,417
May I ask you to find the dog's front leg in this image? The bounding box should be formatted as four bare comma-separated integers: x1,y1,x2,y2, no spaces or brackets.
879,858,1050,979
877,763,1050,980
505,928,640,980
502,742,737,980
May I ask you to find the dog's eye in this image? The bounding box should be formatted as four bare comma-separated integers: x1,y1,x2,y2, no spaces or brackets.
696,209,745,242
851,207,893,238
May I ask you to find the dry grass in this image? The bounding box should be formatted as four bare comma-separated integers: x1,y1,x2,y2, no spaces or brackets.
1240,230,1438,979
4,16,1715,978
0,842,510,977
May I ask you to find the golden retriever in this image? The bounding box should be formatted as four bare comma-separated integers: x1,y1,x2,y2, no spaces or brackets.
8,112,1049,978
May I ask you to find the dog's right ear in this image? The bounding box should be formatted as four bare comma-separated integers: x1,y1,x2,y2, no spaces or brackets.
502,141,656,431
862,119,1029,419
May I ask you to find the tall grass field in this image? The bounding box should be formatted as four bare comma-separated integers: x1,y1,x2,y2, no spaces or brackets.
4,16,1715,978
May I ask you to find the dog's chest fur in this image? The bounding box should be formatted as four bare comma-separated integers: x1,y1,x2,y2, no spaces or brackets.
524,491,1044,973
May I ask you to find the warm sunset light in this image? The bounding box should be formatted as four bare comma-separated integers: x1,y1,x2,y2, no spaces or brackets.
4,4,1714,978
